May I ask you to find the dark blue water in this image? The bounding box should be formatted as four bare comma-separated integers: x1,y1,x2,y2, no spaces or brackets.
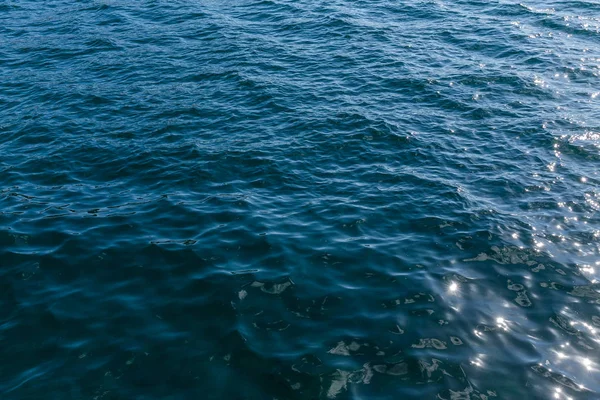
1,0,600,398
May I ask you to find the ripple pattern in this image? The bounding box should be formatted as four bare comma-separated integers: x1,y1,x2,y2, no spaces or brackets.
1,0,600,399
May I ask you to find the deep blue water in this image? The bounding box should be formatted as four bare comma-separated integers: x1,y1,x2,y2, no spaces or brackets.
1,0,600,398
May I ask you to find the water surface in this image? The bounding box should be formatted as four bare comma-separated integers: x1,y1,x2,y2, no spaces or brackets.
1,0,600,398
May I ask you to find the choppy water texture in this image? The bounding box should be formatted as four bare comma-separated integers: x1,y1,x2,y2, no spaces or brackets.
1,0,600,398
